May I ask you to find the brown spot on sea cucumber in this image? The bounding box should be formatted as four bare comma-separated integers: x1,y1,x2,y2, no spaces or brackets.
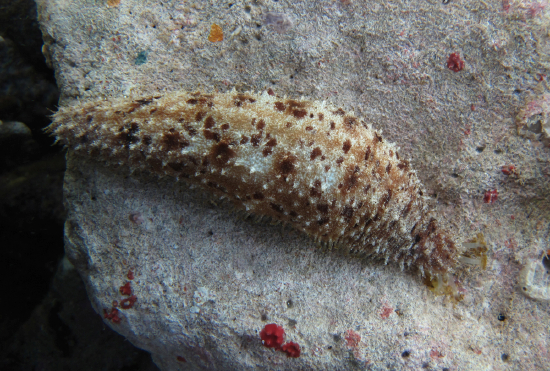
397,160,409,170
253,192,265,200
342,166,360,192
250,133,262,146
343,116,357,128
310,180,322,197
311,147,322,160
285,99,306,108
316,203,329,213
161,129,189,150
203,130,220,142
256,119,266,130
342,205,354,219
342,140,352,154
204,116,216,128
270,203,284,213
234,94,256,106
364,146,371,161
210,141,235,166
382,189,392,206
184,124,197,136
195,111,206,122
292,109,307,119
274,102,285,111
276,154,297,179
142,135,152,146
114,122,140,145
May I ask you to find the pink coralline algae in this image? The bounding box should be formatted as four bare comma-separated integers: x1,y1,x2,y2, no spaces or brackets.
120,295,137,309
260,323,285,348
119,281,132,295
447,53,464,72
260,323,301,358
104,307,121,323
344,329,361,348
483,189,498,204
281,342,301,358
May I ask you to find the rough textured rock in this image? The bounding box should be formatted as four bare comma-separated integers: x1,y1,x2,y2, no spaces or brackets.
38,0,550,369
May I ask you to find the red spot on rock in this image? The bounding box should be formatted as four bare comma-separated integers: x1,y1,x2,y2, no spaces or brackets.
176,356,187,362
447,53,464,72
104,307,121,323
345,329,361,348
127,270,134,280
120,295,138,309
380,305,393,319
260,323,285,349
281,342,301,358
259,323,302,358
501,165,516,176
483,189,498,204
119,282,132,296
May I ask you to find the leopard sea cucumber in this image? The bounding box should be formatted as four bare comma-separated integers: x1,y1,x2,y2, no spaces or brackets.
48,90,462,293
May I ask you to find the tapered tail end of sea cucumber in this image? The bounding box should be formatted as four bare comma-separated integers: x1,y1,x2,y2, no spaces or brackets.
423,233,489,302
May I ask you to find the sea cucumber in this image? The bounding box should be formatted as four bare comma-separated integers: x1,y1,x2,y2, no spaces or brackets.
48,90,463,295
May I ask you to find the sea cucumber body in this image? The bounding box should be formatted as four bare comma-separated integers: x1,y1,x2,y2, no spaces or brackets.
49,90,458,276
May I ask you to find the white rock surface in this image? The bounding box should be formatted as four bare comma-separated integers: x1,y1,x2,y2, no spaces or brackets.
38,0,550,369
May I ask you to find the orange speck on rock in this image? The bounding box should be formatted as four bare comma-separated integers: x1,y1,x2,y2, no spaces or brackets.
208,24,224,42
